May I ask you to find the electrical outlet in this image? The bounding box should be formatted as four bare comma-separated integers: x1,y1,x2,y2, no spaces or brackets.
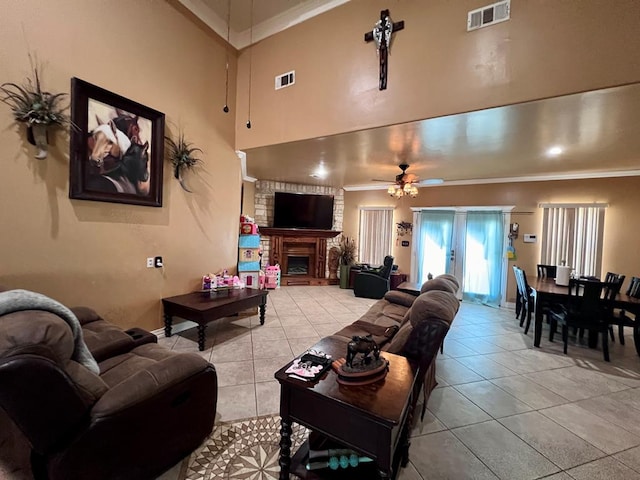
146,257,154,268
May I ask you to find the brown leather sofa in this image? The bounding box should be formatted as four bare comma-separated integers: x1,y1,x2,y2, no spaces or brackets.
328,274,460,415
0,288,218,480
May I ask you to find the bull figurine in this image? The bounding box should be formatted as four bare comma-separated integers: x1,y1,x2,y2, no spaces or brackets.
346,334,380,368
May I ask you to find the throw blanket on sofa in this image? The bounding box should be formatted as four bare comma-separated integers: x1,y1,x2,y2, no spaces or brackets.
0,290,99,374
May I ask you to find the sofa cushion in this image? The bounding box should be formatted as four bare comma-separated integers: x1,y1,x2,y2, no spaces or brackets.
420,277,457,294
410,291,459,328
70,306,102,326
383,290,417,308
0,311,74,366
437,274,460,289
81,319,135,363
383,322,413,354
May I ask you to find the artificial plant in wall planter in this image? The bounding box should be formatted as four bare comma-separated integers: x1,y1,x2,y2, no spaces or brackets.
165,132,202,192
0,59,71,159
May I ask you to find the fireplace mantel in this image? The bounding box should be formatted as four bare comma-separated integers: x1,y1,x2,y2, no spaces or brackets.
259,228,341,286
259,228,340,239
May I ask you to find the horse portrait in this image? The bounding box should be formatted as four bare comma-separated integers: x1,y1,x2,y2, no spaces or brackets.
85,100,152,196
69,78,165,207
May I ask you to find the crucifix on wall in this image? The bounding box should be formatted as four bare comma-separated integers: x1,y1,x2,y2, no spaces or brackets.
364,9,405,90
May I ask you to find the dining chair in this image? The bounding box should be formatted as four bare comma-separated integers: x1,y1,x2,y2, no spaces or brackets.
537,264,557,279
548,278,611,361
602,273,626,342
608,275,640,352
513,266,536,335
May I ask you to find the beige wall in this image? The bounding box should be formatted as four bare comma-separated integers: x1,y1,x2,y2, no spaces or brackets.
236,0,640,149
344,177,640,304
0,0,240,331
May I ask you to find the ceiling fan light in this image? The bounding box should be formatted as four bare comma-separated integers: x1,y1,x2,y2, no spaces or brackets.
394,188,403,198
403,182,412,192
410,186,418,197
387,186,396,195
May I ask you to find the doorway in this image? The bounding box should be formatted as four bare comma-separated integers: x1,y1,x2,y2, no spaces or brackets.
410,207,512,306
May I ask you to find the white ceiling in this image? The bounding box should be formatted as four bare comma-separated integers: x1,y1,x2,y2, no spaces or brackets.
242,82,640,189
177,0,349,49
178,1,640,190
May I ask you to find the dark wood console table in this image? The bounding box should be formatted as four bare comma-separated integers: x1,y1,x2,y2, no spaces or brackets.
275,336,417,479
162,288,268,351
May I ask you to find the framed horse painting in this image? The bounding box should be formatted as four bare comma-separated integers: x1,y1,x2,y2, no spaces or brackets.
69,78,165,207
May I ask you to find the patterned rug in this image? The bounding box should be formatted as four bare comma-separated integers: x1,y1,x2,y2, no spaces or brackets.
182,415,308,480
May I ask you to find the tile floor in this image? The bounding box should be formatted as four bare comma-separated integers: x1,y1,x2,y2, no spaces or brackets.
157,285,640,480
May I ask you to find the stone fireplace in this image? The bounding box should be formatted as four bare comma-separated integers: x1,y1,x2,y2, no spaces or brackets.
253,180,344,285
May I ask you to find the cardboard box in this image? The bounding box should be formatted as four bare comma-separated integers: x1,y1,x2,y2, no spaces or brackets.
240,223,259,235
239,234,260,248
239,271,261,289
238,261,261,272
239,248,260,262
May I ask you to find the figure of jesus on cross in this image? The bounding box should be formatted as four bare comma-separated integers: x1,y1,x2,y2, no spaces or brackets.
364,9,405,90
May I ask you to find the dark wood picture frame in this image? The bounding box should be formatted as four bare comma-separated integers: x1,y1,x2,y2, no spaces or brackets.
69,78,165,207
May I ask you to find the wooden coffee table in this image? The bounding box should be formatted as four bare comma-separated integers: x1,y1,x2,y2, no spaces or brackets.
162,288,268,351
275,336,418,479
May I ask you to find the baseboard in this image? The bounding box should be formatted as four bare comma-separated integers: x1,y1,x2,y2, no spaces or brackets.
152,319,197,339
502,302,516,310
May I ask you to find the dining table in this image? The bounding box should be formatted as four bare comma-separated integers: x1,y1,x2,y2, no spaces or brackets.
531,277,640,354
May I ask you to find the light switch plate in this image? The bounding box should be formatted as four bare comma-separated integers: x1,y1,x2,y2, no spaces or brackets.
523,234,537,243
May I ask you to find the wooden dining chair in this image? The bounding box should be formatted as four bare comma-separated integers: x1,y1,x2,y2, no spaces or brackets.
537,264,557,279
602,273,626,342
607,275,640,352
548,279,611,361
513,266,535,334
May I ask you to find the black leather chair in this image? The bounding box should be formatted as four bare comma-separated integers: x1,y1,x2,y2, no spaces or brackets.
353,255,394,299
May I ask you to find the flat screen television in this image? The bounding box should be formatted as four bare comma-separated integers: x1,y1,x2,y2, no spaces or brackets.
273,192,334,230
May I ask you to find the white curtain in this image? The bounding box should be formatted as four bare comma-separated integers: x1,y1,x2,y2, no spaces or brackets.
358,208,393,265
541,205,606,277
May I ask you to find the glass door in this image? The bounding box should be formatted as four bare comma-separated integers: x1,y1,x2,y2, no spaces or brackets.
412,208,508,306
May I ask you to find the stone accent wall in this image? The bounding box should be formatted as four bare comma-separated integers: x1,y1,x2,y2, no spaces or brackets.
255,181,344,271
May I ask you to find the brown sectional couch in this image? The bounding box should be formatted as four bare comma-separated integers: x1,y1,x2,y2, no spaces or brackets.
328,274,460,413
0,287,218,480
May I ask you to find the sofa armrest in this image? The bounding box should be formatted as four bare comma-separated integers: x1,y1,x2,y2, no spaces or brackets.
92,353,212,417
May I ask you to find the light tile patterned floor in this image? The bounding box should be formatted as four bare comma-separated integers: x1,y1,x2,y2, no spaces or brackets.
157,285,640,480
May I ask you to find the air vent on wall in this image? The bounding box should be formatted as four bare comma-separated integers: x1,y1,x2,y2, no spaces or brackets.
275,70,295,90
467,0,510,31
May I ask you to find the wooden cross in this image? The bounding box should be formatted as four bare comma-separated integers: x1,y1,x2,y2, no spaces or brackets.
364,9,405,90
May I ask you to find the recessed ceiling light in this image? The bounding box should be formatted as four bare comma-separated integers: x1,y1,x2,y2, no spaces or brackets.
547,146,563,156
310,163,328,179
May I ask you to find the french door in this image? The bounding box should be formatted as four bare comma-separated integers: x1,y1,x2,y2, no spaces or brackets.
411,208,511,306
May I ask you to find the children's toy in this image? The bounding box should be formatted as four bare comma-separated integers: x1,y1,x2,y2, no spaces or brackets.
265,264,281,289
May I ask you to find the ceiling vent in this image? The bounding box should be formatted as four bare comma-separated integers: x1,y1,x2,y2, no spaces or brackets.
467,0,510,31
275,70,295,90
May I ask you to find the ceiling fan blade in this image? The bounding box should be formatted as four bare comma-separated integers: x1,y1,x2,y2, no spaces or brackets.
371,178,392,182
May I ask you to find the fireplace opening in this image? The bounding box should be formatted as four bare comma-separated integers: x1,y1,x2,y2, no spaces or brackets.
287,256,309,275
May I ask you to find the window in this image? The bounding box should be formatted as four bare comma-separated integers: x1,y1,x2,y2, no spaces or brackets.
358,208,393,265
540,204,606,277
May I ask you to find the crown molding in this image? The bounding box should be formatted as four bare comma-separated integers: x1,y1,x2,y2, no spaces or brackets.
342,169,640,191
178,0,350,50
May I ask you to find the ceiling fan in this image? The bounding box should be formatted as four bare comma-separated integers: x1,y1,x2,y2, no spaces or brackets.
372,163,421,198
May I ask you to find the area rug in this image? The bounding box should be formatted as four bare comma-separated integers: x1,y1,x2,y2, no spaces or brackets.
182,414,308,480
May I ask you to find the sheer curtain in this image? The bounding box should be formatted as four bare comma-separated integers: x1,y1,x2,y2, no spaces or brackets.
463,211,503,306
358,208,393,265
541,204,606,277
416,210,455,284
